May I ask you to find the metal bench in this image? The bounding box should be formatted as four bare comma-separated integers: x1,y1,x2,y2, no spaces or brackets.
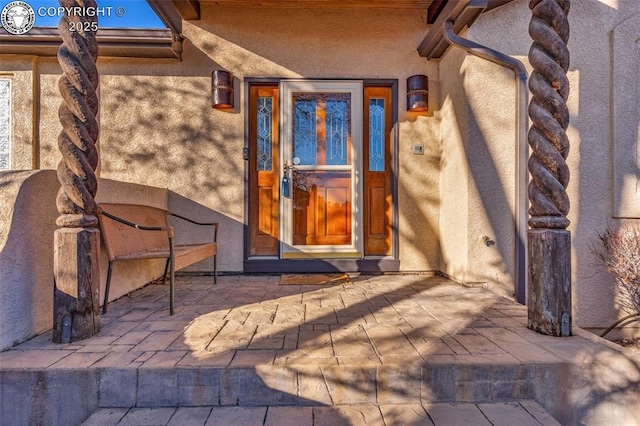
97,203,218,315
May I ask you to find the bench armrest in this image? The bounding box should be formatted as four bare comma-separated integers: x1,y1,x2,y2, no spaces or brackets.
169,212,219,242
97,206,170,232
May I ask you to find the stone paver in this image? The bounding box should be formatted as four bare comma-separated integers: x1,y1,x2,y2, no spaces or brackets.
118,407,176,426
166,407,212,426
82,408,128,426
478,401,552,426
204,407,267,426
264,406,313,426
426,402,492,425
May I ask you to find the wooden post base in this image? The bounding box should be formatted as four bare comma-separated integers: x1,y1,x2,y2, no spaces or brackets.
527,229,572,336
53,228,100,343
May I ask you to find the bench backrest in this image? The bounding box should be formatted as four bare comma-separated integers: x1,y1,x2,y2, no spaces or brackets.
97,203,170,261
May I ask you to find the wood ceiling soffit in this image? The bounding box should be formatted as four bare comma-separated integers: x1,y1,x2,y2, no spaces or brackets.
172,0,201,20
417,0,487,60
198,0,434,9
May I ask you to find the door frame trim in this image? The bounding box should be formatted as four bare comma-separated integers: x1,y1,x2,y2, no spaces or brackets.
279,79,364,257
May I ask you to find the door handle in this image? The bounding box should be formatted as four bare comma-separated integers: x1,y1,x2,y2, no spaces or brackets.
282,160,291,198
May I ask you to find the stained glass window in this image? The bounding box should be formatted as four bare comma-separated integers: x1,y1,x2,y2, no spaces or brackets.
0,79,10,171
325,99,348,165
292,92,351,166
293,98,317,165
369,98,385,172
257,96,273,171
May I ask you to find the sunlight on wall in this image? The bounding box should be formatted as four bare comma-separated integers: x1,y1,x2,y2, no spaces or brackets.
184,23,297,79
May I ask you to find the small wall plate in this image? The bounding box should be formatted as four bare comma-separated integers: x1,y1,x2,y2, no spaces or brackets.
412,144,424,155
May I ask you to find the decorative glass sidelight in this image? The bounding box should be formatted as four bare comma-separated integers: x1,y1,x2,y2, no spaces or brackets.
257,96,273,171
369,98,385,172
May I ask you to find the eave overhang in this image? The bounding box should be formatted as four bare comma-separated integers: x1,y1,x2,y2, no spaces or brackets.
0,28,182,60
418,0,515,60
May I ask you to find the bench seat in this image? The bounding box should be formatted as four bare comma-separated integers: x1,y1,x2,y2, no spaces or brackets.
97,203,218,315
112,243,216,268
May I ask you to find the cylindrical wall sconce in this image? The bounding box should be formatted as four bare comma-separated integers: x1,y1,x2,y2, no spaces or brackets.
212,70,234,110
407,74,429,113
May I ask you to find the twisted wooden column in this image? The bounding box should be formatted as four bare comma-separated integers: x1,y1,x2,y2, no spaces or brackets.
528,0,570,229
53,0,100,342
527,0,572,336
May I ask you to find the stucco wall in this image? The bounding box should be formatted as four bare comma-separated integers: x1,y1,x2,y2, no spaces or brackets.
612,10,640,218
462,0,640,329
438,45,470,283
440,0,531,297
0,170,57,350
438,21,521,300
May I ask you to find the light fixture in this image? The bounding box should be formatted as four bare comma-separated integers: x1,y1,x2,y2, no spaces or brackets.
407,74,429,113
212,70,234,110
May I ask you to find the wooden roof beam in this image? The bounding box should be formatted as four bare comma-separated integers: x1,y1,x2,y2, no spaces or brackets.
417,0,488,60
171,0,201,20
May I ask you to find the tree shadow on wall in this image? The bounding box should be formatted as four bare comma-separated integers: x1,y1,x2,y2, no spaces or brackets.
99,76,242,210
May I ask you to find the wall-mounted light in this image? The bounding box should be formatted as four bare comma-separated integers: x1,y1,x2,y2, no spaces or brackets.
212,70,234,110
407,74,429,113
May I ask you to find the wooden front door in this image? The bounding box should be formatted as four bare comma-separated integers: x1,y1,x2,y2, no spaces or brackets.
248,80,393,261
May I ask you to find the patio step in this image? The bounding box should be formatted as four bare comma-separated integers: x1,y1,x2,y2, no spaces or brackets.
96,362,544,408
1,361,557,425
81,401,561,425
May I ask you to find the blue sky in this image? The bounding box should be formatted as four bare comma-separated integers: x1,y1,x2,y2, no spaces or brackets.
2,0,166,29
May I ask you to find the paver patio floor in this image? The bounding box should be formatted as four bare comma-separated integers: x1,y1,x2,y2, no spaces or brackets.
2,274,639,425
4,274,576,369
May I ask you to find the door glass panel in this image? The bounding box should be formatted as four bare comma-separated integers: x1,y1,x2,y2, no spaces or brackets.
293,97,317,165
293,93,351,166
257,96,273,171
369,98,385,172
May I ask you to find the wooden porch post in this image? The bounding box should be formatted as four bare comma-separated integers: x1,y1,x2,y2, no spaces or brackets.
527,0,572,336
52,0,100,343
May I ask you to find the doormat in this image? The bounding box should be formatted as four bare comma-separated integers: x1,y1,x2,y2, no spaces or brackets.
279,273,352,286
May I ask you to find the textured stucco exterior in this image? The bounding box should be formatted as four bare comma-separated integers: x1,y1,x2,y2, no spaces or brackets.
1,0,640,349
452,0,640,330
0,170,57,350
